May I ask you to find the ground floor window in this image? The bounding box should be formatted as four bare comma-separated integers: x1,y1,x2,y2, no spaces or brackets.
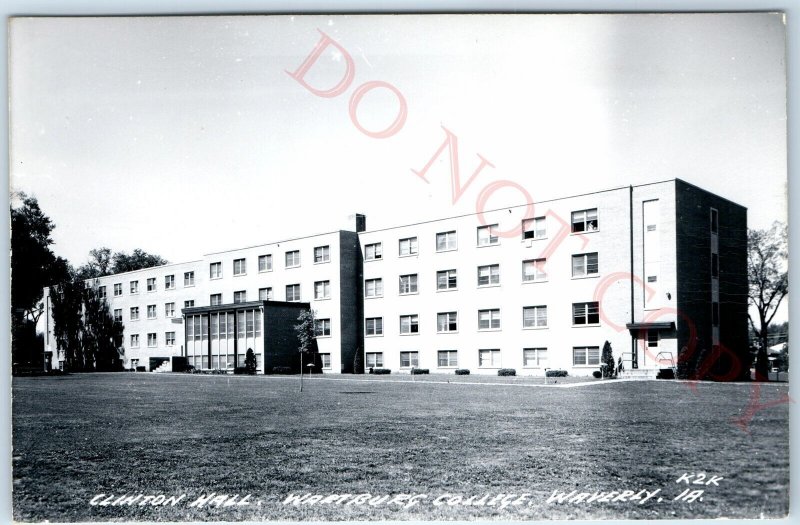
573,346,600,366
523,348,547,367
320,353,331,369
479,349,501,367
400,351,419,368
366,352,383,368
438,350,458,367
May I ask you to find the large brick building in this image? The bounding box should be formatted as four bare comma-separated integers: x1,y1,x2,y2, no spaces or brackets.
41,179,749,379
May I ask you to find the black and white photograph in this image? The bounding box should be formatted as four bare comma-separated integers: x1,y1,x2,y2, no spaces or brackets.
6,6,792,523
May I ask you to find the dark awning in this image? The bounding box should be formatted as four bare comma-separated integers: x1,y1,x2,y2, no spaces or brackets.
625,322,675,332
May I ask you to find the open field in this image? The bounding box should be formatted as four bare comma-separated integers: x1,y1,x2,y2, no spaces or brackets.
12,373,789,521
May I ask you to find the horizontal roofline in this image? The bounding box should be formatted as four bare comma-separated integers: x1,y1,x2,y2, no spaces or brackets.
203,230,348,257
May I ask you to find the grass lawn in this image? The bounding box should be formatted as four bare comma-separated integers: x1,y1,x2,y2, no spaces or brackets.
12,373,789,522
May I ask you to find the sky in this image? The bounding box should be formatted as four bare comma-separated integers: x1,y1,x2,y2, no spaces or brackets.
9,13,787,267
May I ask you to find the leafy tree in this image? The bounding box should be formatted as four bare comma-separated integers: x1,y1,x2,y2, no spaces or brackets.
748,222,788,381
294,309,317,391
601,340,615,378
49,275,86,371
245,348,257,374
112,249,168,274
76,248,112,279
83,282,125,371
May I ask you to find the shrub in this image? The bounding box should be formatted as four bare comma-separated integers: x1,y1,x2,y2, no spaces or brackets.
592,370,602,378
601,341,616,378
135,366,146,372
455,369,470,375
657,368,676,379
272,366,294,375
233,367,248,375
372,368,391,375
546,369,568,377
410,368,429,375
497,368,516,376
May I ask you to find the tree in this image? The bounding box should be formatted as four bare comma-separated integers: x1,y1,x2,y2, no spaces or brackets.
601,340,615,378
245,348,257,375
82,282,125,371
76,247,112,279
112,249,168,274
748,222,788,381
294,309,317,392
49,275,85,371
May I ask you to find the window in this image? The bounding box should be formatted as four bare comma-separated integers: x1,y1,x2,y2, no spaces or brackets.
572,253,599,277
113,283,122,297
314,318,331,337
573,302,600,325
647,276,658,283
523,348,547,367
365,242,382,261
573,346,600,366
437,312,458,333
166,332,176,346
210,262,222,279
522,217,546,240
314,245,330,263
366,352,384,368
478,309,501,330
165,302,175,318
147,333,157,347
320,353,331,369
286,284,301,302
184,271,194,286
147,278,156,292
258,254,272,272
399,237,418,256
130,334,139,348
365,278,383,298
165,275,175,289
400,351,419,368
711,253,719,278
210,293,222,306
523,306,548,328
130,307,139,321
477,225,499,246
130,280,139,294
113,309,122,322
98,286,107,300
712,302,720,326
259,287,273,301
647,331,659,348
233,258,246,276
479,349,501,368
399,274,418,294
147,304,157,319
184,300,195,308
477,264,500,286
365,317,383,336
400,314,419,334
436,269,457,290
285,250,300,268
438,350,458,367
233,290,247,303
436,231,457,252
571,208,598,233
711,208,719,234
522,259,547,282
314,280,331,300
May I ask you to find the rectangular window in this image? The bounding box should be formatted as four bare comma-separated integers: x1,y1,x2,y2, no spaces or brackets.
320,353,331,369
479,349,501,368
233,290,246,304
130,334,139,348
314,280,331,300
147,278,156,291
477,264,500,286
478,309,501,330
147,333,157,347
438,350,458,367
365,317,383,336
571,208,599,233
130,307,139,321
314,318,331,337
365,242,382,261
286,284,301,302
436,231,457,252
258,254,273,272
98,286,107,300
522,259,547,282
437,269,457,290
477,225,499,246
399,274,418,294
400,351,419,368
182,271,194,286
523,305,548,328
366,352,384,368
365,278,383,298
712,302,720,326
165,302,175,318
130,280,139,294
711,253,719,278
711,208,719,234
209,262,222,279
285,250,300,268
573,346,601,366
147,304,157,319
165,275,175,289
523,348,547,367
399,314,419,334
437,312,458,333
113,309,122,322
399,237,418,256
572,252,599,277
165,332,175,346
522,217,546,240
233,258,246,276
647,331,659,348
113,283,122,297
572,302,600,325
259,287,273,301
314,245,330,263
184,300,194,308
210,293,222,306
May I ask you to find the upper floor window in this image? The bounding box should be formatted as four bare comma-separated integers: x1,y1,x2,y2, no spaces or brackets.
130,334,139,348
184,300,195,308
710,208,719,235
184,271,195,286
522,259,547,282
399,274,418,295
365,317,383,336
130,307,139,321
286,284,301,302
233,290,247,304
573,302,600,325
400,314,419,335
478,309,501,330
314,245,330,264
130,280,139,294
571,208,598,233
437,312,458,333
259,287,273,301
399,237,418,256
147,333,157,347
165,275,175,289
477,225,499,246
436,231,457,252
233,258,246,276
523,305,548,328
147,278,156,292
572,253,599,277
365,278,383,298
113,309,122,322
522,217,546,240
210,293,222,306
365,243,382,261
314,280,331,300
477,264,500,286
314,318,331,337
258,254,273,272
97,286,107,300
147,304,157,319
209,262,222,279
437,269,457,290
285,250,300,268
165,302,175,318
113,283,122,297
166,332,176,346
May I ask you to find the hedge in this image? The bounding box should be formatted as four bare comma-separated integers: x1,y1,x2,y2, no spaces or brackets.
272,366,294,375
497,368,516,376
371,368,391,375
592,370,602,378
455,369,470,375
546,369,568,377
410,368,430,375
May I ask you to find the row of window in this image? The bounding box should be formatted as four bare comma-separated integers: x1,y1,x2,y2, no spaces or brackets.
363,209,598,261
99,272,196,299
129,332,176,348
210,245,330,279
364,346,601,369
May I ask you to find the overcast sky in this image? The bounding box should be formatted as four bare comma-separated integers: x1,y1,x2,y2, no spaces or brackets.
9,13,786,267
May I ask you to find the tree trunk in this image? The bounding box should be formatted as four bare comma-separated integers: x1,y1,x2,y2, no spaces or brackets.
300,352,304,392
755,329,770,381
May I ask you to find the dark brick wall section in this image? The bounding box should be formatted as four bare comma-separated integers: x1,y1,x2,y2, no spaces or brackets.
675,179,749,380
263,301,320,374
338,231,364,373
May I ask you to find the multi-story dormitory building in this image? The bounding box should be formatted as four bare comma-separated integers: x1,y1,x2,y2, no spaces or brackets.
41,179,750,379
